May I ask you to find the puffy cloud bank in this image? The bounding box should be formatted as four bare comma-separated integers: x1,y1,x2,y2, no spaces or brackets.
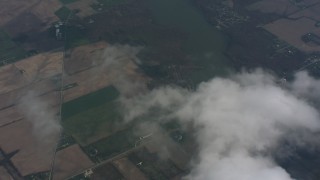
121,69,320,180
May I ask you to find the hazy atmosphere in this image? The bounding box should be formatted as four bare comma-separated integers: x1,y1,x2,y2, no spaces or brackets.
0,0,320,180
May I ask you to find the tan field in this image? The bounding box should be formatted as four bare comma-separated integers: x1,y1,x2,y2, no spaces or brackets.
14,52,63,82
0,50,63,176
63,42,149,102
0,106,23,127
0,35,150,178
0,51,63,95
264,17,320,53
64,41,108,75
52,144,94,180
31,0,62,27
0,0,39,26
0,0,62,29
0,65,28,95
0,120,59,176
0,90,25,110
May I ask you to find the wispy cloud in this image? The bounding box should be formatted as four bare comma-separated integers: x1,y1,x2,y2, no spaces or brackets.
18,91,61,144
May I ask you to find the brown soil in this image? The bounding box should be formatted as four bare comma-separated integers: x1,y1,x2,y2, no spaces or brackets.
52,144,94,180
0,166,13,180
0,0,39,26
64,41,107,75
63,42,148,102
0,106,23,127
0,50,63,176
0,120,58,176
264,17,320,52
0,0,61,28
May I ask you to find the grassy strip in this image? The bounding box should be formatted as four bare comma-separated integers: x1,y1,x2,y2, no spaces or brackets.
97,0,128,7
60,0,78,4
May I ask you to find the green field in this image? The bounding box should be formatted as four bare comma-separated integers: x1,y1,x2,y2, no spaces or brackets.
97,0,128,6
56,132,76,151
65,26,91,49
62,101,121,145
62,85,121,145
24,171,50,180
84,128,137,161
62,85,120,119
59,0,78,4
0,30,27,65
55,6,72,21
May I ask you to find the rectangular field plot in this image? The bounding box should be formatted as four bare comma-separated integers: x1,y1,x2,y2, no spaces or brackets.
55,6,72,21
128,148,183,180
84,128,137,161
62,85,121,145
62,101,122,145
62,85,119,119
0,30,27,65
91,163,124,180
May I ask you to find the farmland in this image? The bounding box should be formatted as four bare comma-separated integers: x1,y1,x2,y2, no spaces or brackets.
2,0,320,179
0,30,27,65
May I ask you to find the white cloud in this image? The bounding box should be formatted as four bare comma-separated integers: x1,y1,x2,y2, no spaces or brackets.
291,71,320,101
122,70,320,180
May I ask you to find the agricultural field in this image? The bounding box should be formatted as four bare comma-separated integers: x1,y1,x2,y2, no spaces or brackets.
84,128,137,161
0,29,27,65
91,163,124,180
62,85,121,145
65,25,91,49
128,148,184,180
98,0,129,6
0,50,63,177
60,0,79,4
62,101,122,146
55,6,73,21
63,41,107,75
112,157,148,180
0,167,14,180
0,0,61,27
66,0,98,18
1,0,320,179
52,144,94,180
24,171,50,180
62,85,119,118
56,132,77,151
0,0,63,52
